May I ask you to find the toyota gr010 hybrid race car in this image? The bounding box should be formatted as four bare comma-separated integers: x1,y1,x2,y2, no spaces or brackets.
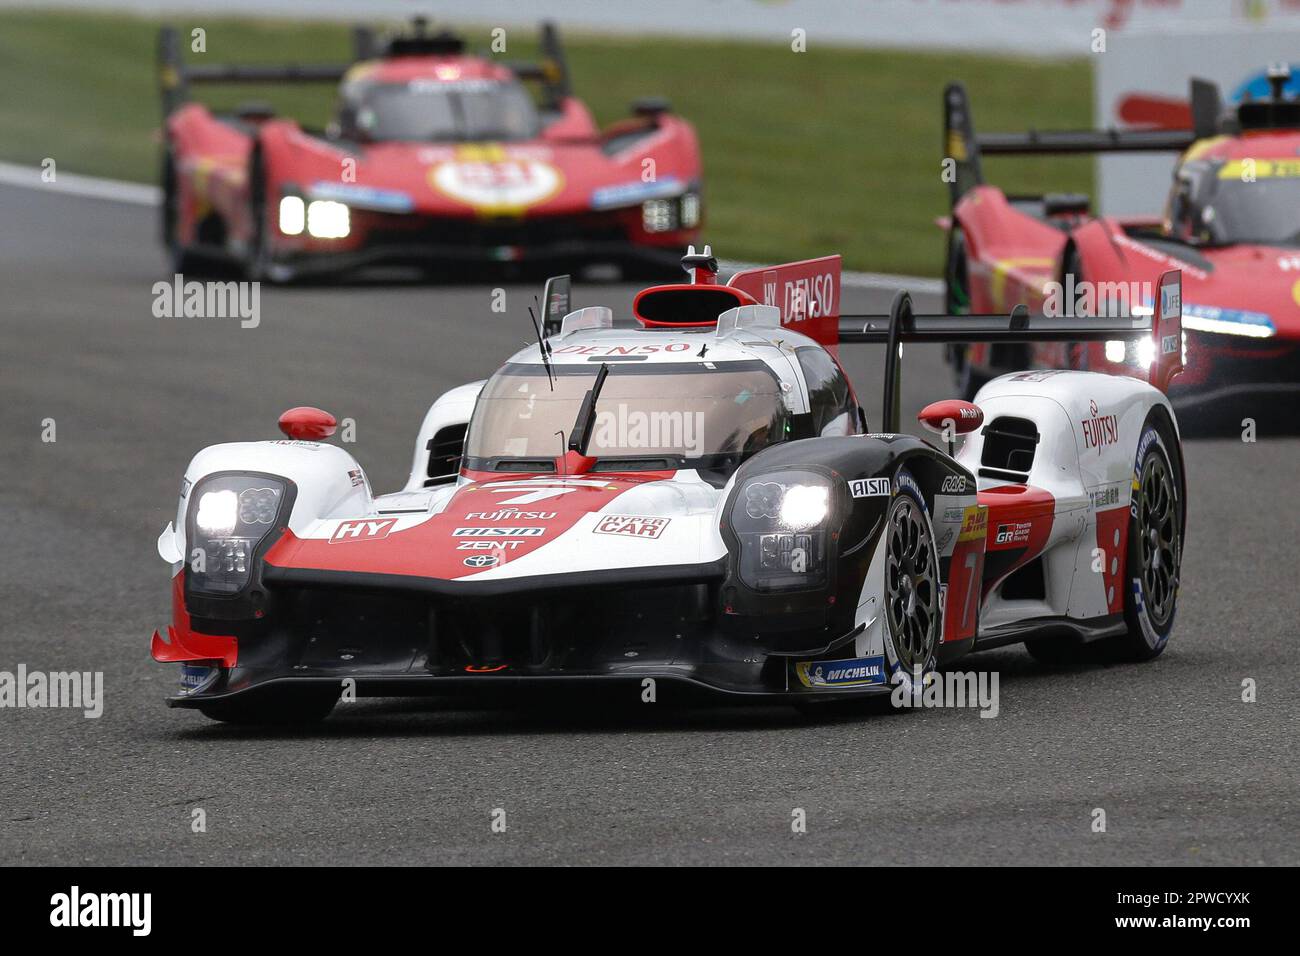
158,18,702,280
152,248,1188,723
941,67,1300,406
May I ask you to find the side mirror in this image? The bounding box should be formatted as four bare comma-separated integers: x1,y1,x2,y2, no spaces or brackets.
278,406,337,440
632,96,671,119
918,400,982,455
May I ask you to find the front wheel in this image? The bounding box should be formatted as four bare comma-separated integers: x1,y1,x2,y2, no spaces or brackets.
881,477,942,701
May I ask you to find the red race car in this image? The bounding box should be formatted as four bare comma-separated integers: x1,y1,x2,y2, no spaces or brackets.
941,67,1300,408
158,19,702,280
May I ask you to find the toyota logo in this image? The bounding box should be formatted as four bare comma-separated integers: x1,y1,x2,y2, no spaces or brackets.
462,554,500,569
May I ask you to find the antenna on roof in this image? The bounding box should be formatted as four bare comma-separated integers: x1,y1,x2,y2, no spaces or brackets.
681,244,718,285
1267,62,1292,102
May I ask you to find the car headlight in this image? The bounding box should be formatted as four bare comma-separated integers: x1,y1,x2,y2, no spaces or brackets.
306,200,350,239
187,475,288,595
278,196,305,236
642,198,676,233
679,191,701,228
729,471,834,591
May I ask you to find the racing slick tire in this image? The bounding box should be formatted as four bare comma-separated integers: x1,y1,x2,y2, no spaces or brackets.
1025,411,1184,666
161,149,218,277
881,478,943,700
798,475,942,717
197,687,339,725
944,228,985,400
1107,410,1185,662
246,146,293,284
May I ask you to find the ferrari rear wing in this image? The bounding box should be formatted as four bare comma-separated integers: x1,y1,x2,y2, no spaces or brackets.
157,25,368,118
841,271,1184,431
158,19,572,119
942,80,1219,205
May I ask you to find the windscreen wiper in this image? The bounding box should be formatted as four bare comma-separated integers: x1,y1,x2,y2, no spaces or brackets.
568,362,610,456
527,303,555,391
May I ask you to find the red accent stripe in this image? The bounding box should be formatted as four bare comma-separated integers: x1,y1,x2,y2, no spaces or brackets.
151,572,238,667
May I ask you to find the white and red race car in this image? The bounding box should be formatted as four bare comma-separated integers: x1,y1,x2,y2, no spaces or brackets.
152,248,1187,722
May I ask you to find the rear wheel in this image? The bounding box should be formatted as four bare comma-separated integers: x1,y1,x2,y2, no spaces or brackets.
1107,413,1184,661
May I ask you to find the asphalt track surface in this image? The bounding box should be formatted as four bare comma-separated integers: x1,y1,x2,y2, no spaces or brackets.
1,182,1297,866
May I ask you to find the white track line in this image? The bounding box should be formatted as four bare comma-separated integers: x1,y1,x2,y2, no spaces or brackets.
0,161,160,205
0,162,943,292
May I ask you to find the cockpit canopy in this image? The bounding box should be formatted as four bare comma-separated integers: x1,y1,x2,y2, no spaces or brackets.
464,360,792,478
338,76,541,143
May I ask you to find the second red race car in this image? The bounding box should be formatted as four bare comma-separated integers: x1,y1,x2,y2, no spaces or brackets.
158,18,703,280
941,67,1300,408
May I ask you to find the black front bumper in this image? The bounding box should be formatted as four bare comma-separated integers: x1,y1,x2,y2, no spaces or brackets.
169,561,876,706
274,211,687,278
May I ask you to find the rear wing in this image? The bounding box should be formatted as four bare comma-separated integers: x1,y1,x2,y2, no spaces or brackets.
841,270,1183,431
158,25,368,119
159,19,572,120
942,80,1216,206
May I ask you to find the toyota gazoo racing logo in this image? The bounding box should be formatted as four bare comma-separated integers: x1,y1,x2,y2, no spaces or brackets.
1080,399,1120,455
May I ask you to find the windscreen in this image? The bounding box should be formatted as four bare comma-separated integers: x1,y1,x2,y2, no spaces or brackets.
1181,159,1300,246
343,78,541,142
464,361,791,471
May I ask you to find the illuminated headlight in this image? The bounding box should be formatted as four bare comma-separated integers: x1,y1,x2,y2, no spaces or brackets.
278,196,305,236
196,490,239,536
680,191,701,228
306,200,350,239
1136,337,1157,368
778,484,830,530
642,198,676,233
187,475,288,595
730,471,834,591
1104,340,1126,364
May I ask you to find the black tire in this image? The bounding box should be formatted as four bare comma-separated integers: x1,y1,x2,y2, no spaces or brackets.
1106,411,1185,662
245,145,291,282
247,148,269,281
198,688,338,725
793,473,940,718
1061,246,1091,371
878,474,942,708
944,228,983,398
161,149,209,276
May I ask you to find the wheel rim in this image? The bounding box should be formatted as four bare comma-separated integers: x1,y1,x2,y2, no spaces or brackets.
1136,450,1179,627
885,496,939,671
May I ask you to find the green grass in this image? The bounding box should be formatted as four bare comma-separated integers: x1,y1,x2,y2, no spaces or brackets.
0,9,1095,275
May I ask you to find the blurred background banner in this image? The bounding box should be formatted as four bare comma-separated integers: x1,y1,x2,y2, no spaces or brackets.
9,0,1300,56
1097,25,1300,214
